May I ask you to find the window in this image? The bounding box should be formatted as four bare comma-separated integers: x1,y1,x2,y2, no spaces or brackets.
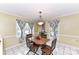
23,23,31,37
50,26,54,37
16,21,21,38
16,20,31,38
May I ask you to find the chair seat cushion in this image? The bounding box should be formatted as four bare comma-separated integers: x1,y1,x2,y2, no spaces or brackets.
41,45,52,52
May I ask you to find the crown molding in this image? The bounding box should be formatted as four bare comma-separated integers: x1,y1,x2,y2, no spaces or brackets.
57,11,79,18
0,10,31,20
0,10,79,21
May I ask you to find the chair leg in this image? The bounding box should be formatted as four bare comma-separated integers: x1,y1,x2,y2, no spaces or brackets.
41,52,45,55
26,50,30,55
33,48,39,55
52,53,53,55
34,52,39,55
26,47,39,55
33,47,39,55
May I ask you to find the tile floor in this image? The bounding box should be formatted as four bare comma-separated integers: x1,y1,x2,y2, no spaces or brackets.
3,42,79,55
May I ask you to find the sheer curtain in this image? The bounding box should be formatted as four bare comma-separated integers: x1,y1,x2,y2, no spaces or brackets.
16,19,31,43
50,19,60,39
29,22,34,33
16,20,21,38
23,23,31,37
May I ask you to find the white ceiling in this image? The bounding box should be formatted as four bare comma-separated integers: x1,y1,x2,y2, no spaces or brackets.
0,3,79,21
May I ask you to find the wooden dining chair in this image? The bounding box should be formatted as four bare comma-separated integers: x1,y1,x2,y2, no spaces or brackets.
39,32,47,39
41,38,57,55
26,34,39,55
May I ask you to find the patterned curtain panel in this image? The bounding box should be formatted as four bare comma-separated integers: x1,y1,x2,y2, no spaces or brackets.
29,22,34,33
16,19,26,43
16,19,32,43
16,21,21,38
23,23,31,37
50,19,60,39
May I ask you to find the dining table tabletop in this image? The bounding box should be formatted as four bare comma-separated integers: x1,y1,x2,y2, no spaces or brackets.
32,36,49,45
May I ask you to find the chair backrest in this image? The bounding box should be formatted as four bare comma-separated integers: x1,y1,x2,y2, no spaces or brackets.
26,34,32,38
39,32,47,38
26,34,32,48
26,38,32,48
51,38,57,49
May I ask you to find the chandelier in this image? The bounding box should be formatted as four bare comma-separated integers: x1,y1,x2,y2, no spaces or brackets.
37,11,44,25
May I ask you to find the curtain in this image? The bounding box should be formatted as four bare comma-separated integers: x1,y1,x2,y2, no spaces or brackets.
29,22,34,33
50,19,60,39
16,19,26,43
23,23,31,37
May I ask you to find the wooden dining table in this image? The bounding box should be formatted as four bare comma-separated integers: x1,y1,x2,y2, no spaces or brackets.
32,36,49,45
